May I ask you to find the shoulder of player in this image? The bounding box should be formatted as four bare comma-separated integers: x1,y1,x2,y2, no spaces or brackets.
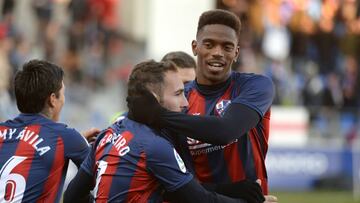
233,72,273,89
184,80,196,95
142,133,174,157
43,122,82,137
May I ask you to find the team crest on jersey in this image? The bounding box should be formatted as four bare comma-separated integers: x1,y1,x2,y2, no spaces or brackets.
173,149,186,173
215,100,231,116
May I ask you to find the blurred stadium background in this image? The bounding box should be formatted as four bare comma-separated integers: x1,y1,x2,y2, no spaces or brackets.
0,0,359,202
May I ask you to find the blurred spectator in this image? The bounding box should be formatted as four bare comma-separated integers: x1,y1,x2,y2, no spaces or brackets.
0,29,12,120
341,55,360,112
32,0,55,60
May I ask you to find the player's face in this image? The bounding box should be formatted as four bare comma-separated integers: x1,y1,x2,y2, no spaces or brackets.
160,71,188,112
178,68,196,84
192,24,239,85
53,82,65,122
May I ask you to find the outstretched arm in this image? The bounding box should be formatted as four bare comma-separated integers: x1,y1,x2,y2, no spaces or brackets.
128,88,260,145
159,103,260,145
166,178,248,203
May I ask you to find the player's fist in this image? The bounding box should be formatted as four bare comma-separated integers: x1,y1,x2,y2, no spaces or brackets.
264,195,278,203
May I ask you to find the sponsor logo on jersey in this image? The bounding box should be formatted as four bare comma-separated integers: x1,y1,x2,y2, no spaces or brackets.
173,149,186,173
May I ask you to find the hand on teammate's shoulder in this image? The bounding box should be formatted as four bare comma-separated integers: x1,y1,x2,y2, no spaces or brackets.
81,127,101,144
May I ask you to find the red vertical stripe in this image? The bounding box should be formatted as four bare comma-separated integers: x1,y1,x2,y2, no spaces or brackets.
95,129,114,162
262,109,271,155
187,90,206,115
37,137,65,202
217,83,246,181
11,125,41,181
187,90,213,183
223,143,246,182
0,126,9,151
96,131,134,201
126,152,158,202
192,154,213,183
95,147,120,202
249,129,268,195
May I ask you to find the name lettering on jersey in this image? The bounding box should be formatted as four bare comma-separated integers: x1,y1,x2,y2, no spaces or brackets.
0,128,17,139
0,128,51,156
97,132,131,156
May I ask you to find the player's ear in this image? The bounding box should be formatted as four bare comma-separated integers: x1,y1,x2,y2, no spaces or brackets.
48,93,57,108
235,44,240,59
191,40,198,56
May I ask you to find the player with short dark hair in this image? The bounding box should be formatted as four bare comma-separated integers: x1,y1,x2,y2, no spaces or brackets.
197,9,241,38
161,51,196,84
128,9,275,200
64,60,263,203
161,51,196,70
0,59,98,203
15,60,64,114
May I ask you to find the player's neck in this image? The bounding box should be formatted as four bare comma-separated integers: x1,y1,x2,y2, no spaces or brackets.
195,76,231,96
39,109,54,121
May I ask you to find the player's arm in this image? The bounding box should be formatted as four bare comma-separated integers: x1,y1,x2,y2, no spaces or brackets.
201,179,265,202
127,76,274,145
147,138,262,203
63,168,94,203
63,145,96,203
155,103,260,145
63,128,91,167
166,178,248,203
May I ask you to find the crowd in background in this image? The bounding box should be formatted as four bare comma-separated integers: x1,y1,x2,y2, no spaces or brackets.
0,0,143,128
218,0,360,144
0,0,359,144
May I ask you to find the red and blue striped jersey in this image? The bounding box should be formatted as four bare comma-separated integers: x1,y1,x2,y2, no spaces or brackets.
185,72,273,194
0,113,89,203
81,118,193,203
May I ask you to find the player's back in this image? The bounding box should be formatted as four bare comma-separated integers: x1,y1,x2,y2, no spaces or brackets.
92,118,192,203
0,113,89,203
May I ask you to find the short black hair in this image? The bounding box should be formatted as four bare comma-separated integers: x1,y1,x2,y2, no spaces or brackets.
14,59,64,113
127,60,178,99
161,51,196,69
197,9,241,38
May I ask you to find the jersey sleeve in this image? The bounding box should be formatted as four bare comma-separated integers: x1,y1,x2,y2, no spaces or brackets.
146,137,193,192
62,128,90,167
80,145,96,176
232,75,274,117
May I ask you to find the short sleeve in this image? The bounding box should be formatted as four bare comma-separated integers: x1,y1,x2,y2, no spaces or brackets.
62,128,90,167
232,75,274,117
146,137,193,192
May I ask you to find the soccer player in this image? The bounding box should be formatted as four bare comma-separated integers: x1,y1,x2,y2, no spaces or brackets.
108,51,196,124
127,9,276,200
161,51,196,84
0,60,98,202
64,60,264,203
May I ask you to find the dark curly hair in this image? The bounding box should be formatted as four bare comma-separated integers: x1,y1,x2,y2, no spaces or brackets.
197,9,241,38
